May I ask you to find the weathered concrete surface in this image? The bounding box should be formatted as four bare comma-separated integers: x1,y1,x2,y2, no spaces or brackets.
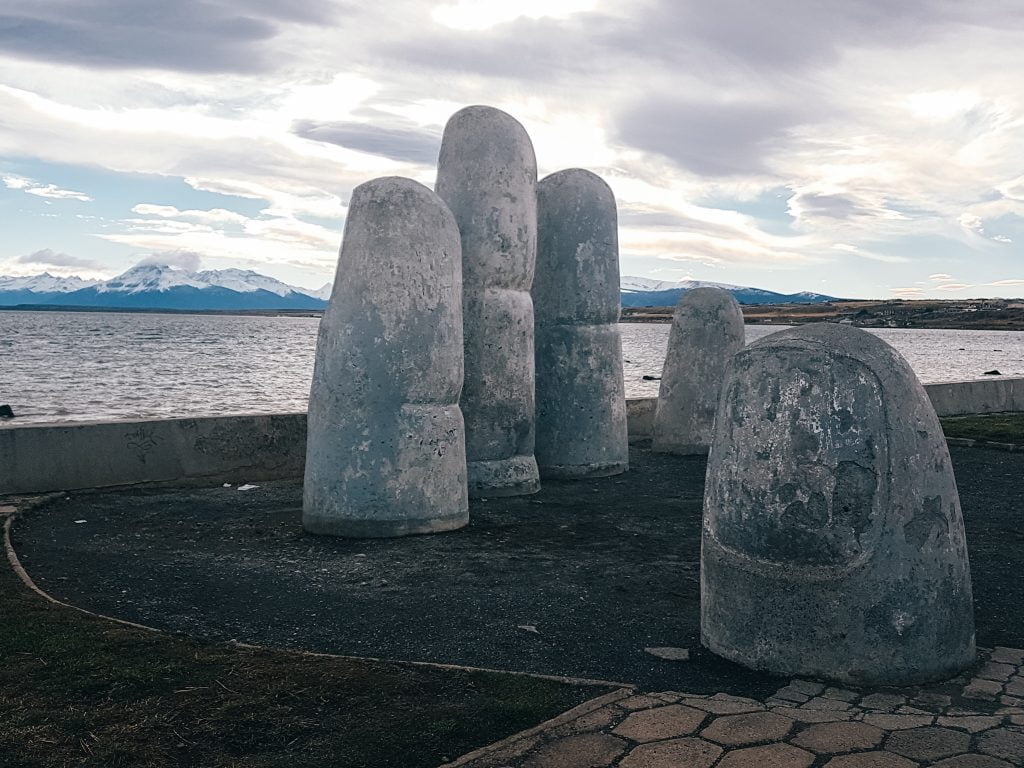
436,105,540,498
702,323,975,685
0,413,306,495
631,377,1024,439
4,378,1022,495
653,288,745,455
303,177,468,538
533,169,627,478
626,399,656,441
927,377,1024,417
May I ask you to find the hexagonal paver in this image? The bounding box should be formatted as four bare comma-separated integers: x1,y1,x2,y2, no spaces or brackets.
824,753,918,768
884,726,972,762
966,680,1004,700
979,662,1017,682
619,737,722,768
932,755,1015,768
683,695,763,715
936,715,1002,733
1006,680,1024,698
991,647,1024,666
717,743,815,768
612,704,707,742
522,733,628,768
701,712,795,746
863,714,934,730
791,721,885,754
978,727,1024,765
860,693,907,712
617,694,665,711
549,706,623,738
771,706,853,723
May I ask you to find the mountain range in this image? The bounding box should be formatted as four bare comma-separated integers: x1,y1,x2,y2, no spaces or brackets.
0,264,331,310
618,277,840,307
0,264,841,311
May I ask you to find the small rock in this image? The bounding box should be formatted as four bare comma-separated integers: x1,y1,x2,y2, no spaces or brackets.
0,404,14,418
645,647,691,661
518,625,539,634
642,375,661,380
983,370,1002,376
237,484,260,491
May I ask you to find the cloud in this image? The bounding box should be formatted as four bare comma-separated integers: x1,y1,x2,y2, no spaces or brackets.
138,251,203,272
291,119,442,164
15,248,101,269
989,278,1024,286
934,282,974,291
132,203,250,226
0,0,345,74
831,243,909,263
2,0,1024,298
2,174,91,201
616,98,807,177
929,273,954,280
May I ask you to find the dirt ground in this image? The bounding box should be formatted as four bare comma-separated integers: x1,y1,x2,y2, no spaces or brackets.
11,445,1024,696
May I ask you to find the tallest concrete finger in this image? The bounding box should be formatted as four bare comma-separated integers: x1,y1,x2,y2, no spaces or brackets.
436,105,541,497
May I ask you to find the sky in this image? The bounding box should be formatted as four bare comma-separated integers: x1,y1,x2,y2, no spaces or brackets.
1,0,1023,299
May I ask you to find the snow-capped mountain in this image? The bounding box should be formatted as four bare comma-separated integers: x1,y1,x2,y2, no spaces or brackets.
0,272,101,306
309,282,333,301
620,276,842,306
0,263,329,310
95,263,207,293
0,272,99,293
0,264,841,311
195,268,314,298
620,276,735,293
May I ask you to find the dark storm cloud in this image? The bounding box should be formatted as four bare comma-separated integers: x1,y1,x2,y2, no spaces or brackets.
0,0,343,73
379,0,1001,84
616,98,806,177
378,13,620,81
17,248,101,269
612,0,957,73
291,119,442,165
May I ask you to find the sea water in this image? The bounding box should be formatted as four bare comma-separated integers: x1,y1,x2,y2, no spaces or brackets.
2,310,1022,425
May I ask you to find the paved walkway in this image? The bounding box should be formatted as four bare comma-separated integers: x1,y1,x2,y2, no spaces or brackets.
446,647,1024,767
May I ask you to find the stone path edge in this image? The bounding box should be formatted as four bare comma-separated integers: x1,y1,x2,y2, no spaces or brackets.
2,497,636,690
945,436,1024,453
438,688,635,768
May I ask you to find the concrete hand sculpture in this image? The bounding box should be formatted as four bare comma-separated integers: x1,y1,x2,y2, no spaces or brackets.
303,177,469,538
701,323,975,685
533,168,628,478
436,105,540,497
652,287,744,455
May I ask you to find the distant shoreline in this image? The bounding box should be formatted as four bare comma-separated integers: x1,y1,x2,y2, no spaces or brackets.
622,299,1024,331
4,300,1024,331
0,305,325,319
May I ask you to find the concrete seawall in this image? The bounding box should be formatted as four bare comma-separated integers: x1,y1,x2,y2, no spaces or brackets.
3,377,1022,495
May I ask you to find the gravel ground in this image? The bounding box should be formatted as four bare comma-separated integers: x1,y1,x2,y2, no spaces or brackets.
11,445,1023,695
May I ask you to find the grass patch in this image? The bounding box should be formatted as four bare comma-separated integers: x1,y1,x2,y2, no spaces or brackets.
941,412,1024,445
0,515,602,768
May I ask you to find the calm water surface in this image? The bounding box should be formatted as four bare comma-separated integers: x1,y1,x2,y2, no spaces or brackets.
3,311,1023,425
